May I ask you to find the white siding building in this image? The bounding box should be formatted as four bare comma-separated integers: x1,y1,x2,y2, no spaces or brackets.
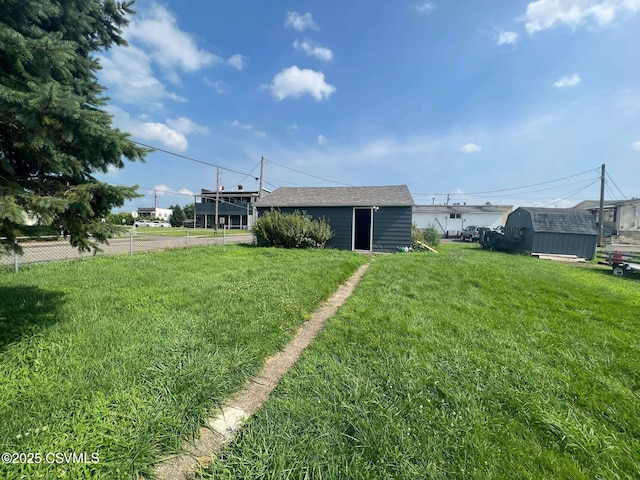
137,207,173,221
413,204,513,237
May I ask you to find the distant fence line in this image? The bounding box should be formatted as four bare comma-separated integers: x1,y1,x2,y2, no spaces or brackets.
0,232,254,273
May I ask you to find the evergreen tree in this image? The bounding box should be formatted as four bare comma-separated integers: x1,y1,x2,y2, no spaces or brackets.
169,204,186,227
0,0,148,254
183,203,195,220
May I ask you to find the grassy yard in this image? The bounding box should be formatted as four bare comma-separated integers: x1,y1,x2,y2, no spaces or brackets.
133,227,250,237
204,244,640,480
0,245,368,479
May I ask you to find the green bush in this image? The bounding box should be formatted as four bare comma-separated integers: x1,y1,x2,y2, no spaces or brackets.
411,223,441,250
253,210,334,248
423,223,441,247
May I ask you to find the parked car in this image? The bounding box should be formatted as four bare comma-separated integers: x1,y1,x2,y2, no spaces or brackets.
152,221,171,228
461,225,490,242
134,219,153,227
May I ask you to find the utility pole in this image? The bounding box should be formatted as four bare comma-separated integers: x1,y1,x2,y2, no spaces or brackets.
258,156,265,199
215,168,220,233
154,189,157,211
598,163,606,247
193,195,197,227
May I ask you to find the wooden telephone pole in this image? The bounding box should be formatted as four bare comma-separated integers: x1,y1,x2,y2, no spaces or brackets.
597,163,605,247
215,168,220,232
258,156,265,199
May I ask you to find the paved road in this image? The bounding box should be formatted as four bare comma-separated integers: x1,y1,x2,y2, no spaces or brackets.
1,234,254,269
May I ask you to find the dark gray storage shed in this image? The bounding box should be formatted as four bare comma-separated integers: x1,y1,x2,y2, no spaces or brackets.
505,207,598,260
254,185,414,252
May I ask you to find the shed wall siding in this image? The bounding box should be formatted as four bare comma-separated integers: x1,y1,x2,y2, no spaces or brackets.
373,206,412,252
531,233,596,260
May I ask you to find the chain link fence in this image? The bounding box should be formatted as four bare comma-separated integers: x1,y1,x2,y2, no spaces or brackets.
1,230,254,273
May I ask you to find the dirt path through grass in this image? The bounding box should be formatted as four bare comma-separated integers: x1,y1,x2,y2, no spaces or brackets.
153,259,373,480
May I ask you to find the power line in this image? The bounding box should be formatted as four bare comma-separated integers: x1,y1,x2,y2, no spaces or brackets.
460,178,599,200
132,141,260,179
231,159,262,189
412,167,600,197
605,171,627,200
605,184,618,201
539,179,599,207
265,158,355,187
110,182,196,198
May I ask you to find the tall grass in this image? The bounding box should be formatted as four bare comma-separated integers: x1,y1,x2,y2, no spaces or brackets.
205,245,640,479
0,245,367,479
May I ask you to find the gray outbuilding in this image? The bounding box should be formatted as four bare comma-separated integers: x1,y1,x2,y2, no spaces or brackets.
254,185,414,252
505,207,598,260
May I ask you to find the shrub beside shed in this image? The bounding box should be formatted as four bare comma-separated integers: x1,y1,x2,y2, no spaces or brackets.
505,207,598,260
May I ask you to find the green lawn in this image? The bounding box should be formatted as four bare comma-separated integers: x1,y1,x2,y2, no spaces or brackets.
0,246,368,479
132,227,250,237
204,244,640,480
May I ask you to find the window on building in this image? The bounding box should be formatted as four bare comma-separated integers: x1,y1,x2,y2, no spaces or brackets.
449,213,461,219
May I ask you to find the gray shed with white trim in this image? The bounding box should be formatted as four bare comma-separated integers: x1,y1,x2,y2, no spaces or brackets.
254,185,414,252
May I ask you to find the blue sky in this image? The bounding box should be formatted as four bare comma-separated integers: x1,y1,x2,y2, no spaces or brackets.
95,0,640,211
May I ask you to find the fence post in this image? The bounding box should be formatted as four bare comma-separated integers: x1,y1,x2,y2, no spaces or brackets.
186,232,189,249
13,241,19,273
223,227,226,244
130,233,133,256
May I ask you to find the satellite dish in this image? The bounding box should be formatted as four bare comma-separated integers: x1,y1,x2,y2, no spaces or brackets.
132,211,139,218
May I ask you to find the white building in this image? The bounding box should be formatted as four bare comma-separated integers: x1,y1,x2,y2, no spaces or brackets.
413,204,513,236
137,207,173,221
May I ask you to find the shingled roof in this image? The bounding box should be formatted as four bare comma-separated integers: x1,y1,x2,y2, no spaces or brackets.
254,185,414,208
518,207,597,235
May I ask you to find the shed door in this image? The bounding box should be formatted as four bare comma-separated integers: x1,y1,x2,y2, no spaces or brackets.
353,208,373,251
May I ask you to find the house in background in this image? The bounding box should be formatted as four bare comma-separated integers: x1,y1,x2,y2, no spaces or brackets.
137,207,172,221
254,185,414,252
413,203,512,236
195,186,264,229
505,207,598,260
573,198,640,244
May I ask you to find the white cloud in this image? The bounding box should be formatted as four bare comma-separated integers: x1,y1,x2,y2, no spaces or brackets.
107,106,209,152
416,2,436,15
496,30,519,45
98,46,185,106
99,4,217,107
293,39,334,62
459,143,482,154
204,78,229,94
285,11,317,31
227,54,247,71
137,122,189,151
287,124,299,131
317,134,328,145
166,117,209,135
553,73,581,87
525,0,640,34
266,66,336,101
153,185,194,197
230,120,267,138
631,141,640,151
126,4,220,75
